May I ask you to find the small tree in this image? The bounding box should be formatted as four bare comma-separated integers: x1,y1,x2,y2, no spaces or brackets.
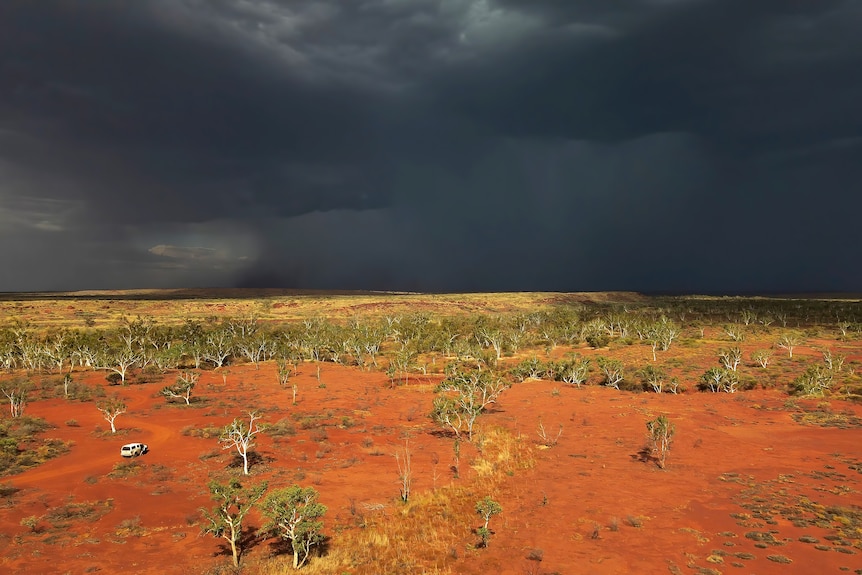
394,437,412,503
751,349,772,368
777,333,802,358
536,419,562,447
559,355,590,387
596,357,624,389
259,485,327,570
200,478,267,568
822,349,845,373
220,411,263,475
652,318,680,353
646,415,674,469
277,358,298,404
96,396,126,433
723,324,745,342
1,380,31,418
160,370,199,405
98,345,141,385
638,365,667,393
718,347,742,372
791,366,833,397
432,363,507,440
475,496,502,547
699,367,737,393
431,395,469,439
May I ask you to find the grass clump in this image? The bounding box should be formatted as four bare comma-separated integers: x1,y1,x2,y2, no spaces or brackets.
0,416,71,477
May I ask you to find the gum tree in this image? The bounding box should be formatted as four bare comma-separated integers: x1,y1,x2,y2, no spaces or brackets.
160,370,199,405
558,355,590,387
1,380,31,418
699,367,738,393
751,349,772,368
646,415,675,469
96,396,126,433
276,358,298,404
475,496,502,547
638,365,667,393
97,344,140,385
718,347,742,372
596,357,624,389
432,362,507,440
259,485,327,570
777,333,802,358
219,411,263,475
201,478,267,568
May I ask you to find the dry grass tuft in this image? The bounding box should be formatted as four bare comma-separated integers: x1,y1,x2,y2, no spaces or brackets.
247,426,533,575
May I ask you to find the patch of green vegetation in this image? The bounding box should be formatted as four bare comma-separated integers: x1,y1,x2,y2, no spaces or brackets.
264,418,296,438
791,409,862,429
0,416,72,477
108,460,144,479
180,424,222,438
42,498,114,529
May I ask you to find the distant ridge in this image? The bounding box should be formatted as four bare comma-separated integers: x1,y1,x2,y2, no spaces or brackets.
0,288,391,301
1,288,858,303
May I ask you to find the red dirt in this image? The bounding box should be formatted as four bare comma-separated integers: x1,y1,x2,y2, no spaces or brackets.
1,357,861,574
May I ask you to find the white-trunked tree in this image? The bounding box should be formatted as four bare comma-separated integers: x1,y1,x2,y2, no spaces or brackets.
219,411,263,475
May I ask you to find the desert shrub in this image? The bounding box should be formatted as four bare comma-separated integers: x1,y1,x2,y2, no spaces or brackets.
43,499,113,527
309,427,328,442
790,366,833,397
265,418,296,438
296,416,321,430
105,372,123,385
586,333,610,349
115,515,144,536
198,449,222,461
596,357,624,389
135,368,163,384
108,460,144,479
20,515,39,532
0,417,70,477
63,381,106,402
617,377,644,393
180,424,222,439
510,357,546,382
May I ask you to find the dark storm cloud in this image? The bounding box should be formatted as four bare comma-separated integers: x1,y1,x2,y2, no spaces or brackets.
1,0,860,293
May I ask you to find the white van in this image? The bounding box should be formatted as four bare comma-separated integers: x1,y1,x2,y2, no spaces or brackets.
120,443,148,458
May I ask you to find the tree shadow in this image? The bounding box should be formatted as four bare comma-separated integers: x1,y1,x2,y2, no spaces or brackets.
429,429,457,439
211,525,263,564
264,534,332,562
470,526,495,549
631,446,655,465
227,451,266,472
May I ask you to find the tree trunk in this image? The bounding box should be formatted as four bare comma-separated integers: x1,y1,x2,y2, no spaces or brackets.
230,536,239,566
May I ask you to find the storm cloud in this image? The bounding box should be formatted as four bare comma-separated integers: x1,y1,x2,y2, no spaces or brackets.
1,0,860,293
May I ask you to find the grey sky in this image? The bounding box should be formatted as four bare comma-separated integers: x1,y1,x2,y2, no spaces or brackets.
1,0,860,293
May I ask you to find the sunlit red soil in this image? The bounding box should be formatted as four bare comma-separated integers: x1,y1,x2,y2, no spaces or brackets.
1,332,861,574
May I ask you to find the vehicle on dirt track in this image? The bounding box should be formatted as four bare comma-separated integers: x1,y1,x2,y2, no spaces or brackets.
120,443,149,458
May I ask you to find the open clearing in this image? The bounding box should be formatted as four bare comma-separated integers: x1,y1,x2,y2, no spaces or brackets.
1,291,861,574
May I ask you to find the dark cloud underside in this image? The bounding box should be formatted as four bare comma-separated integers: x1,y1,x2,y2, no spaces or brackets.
0,0,860,293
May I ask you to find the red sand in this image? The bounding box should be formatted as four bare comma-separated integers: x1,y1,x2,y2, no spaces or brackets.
1,358,861,574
